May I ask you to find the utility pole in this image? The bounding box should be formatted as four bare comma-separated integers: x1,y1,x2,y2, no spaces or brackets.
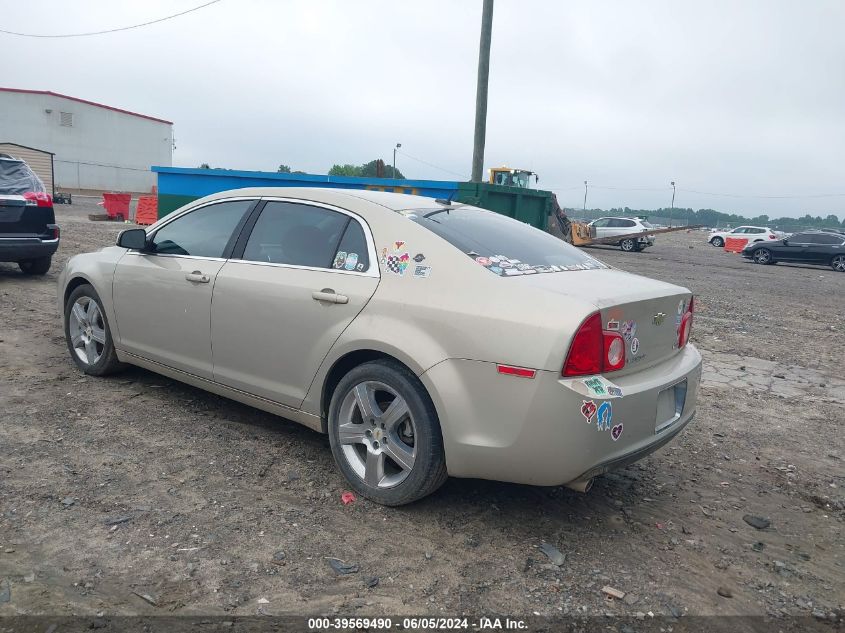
670,181,676,227
471,0,494,182
393,143,401,179
583,180,588,211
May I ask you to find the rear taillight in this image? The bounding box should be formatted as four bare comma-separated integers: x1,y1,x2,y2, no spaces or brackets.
47,224,60,240
563,312,627,377
23,191,53,207
678,296,695,348
768,235,776,239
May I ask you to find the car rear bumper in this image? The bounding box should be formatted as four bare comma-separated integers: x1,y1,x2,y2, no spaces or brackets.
420,344,702,487
0,237,59,262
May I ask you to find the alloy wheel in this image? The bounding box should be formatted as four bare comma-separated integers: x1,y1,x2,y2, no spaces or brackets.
754,249,771,264
336,381,417,489
621,239,635,252
68,296,106,366
833,255,845,272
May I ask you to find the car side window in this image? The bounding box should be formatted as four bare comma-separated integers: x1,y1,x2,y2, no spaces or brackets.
733,228,747,234
592,219,610,227
814,233,842,245
790,233,814,244
150,200,254,258
241,201,349,268
332,219,371,272
622,219,636,227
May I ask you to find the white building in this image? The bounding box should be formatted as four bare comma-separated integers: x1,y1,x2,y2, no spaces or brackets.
0,87,172,193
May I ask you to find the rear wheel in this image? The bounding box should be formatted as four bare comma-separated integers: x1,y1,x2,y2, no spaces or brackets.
19,256,52,275
64,284,125,376
620,238,639,252
753,248,773,265
832,254,845,272
711,236,724,247
328,360,447,506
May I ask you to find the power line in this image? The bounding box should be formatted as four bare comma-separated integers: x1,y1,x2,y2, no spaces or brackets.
396,150,468,180
0,0,223,38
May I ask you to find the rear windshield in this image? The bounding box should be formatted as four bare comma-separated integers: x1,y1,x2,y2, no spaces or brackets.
0,159,46,195
403,206,608,275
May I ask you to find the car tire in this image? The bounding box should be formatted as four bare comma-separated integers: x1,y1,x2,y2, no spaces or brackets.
711,237,724,247
19,256,52,275
752,248,774,265
620,238,639,252
327,359,448,506
832,254,845,273
64,284,125,376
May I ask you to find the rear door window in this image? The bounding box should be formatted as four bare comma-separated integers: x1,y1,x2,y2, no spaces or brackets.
405,206,607,275
790,233,815,244
241,201,351,269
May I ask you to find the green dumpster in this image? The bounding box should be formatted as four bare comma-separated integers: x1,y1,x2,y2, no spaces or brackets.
455,182,553,231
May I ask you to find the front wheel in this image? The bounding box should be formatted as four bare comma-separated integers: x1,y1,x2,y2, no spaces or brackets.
328,360,447,506
832,254,845,272
753,248,773,265
64,284,125,375
19,256,52,275
711,237,724,247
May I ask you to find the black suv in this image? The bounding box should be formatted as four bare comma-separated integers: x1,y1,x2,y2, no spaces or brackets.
0,155,60,275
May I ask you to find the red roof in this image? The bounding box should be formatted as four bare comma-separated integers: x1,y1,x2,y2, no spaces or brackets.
0,87,173,125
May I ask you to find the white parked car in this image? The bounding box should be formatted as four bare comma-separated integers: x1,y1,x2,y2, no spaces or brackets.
589,217,656,252
708,226,778,247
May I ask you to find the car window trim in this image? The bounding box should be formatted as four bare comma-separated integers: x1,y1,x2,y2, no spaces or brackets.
138,197,261,260
231,196,380,278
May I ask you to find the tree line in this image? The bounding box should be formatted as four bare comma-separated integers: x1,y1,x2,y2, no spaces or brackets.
197,160,404,179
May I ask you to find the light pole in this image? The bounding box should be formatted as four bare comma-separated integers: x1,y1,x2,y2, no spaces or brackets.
583,181,588,211
393,143,401,179
670,181,676,227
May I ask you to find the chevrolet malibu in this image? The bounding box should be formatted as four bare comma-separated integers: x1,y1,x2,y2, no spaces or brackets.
58,188,701,505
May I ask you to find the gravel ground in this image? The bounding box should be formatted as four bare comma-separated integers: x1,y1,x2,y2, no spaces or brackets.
0,201,842,622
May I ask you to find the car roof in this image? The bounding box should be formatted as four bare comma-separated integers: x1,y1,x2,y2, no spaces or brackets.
199,187,447,212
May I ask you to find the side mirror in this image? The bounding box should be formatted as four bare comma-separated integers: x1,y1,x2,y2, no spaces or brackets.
117,228,148,250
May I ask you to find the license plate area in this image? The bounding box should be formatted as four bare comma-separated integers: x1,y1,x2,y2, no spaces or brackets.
656,379,687,433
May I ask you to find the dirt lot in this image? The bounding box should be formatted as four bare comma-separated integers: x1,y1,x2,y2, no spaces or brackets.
1,201,843,622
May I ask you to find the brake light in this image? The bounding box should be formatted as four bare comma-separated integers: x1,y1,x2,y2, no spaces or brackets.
23,191,53,207
768,234,776,239
562,312,627,377
678,296,695,348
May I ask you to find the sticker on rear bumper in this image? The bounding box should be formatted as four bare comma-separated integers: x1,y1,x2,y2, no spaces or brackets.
567,375,624,399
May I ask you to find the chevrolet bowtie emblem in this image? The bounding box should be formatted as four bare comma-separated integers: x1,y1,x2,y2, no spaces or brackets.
653,312,667,325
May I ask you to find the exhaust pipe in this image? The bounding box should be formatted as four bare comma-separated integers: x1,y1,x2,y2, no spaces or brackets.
565,478,594,493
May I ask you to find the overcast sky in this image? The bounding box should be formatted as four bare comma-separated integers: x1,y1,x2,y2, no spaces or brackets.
3,0,844,218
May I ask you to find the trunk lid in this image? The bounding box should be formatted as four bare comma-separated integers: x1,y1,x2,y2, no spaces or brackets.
515,268,692,374
0,195,56,238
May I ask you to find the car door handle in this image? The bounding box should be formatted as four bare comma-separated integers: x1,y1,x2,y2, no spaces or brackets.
312,289,349,304
185,271,210,283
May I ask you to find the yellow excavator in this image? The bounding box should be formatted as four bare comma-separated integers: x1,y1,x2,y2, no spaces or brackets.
488,166,538,188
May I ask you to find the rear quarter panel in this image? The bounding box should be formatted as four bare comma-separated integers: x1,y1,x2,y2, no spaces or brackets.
301,201,598,416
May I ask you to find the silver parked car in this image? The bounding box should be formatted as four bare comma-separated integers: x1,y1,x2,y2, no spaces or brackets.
58,188,701,505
